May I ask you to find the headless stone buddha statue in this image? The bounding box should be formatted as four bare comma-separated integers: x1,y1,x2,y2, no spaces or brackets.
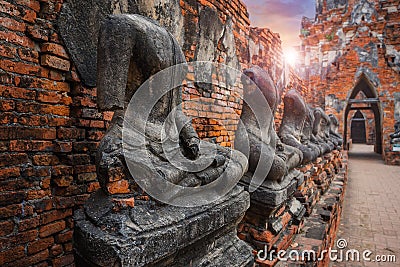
322,112,337,150
323,116,339,149
73,14,254,267
96,14,246,197
74,14,254,267
301,105,324,158
279,89,317,165
313,107,335,153
329,114,343,148
241,66,303,183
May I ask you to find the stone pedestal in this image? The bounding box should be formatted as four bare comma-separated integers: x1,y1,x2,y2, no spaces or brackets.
74,186,254,267
279,151,349,267
311,151,342,194
237,171,306,265
294,165,320,216
239,170,304,209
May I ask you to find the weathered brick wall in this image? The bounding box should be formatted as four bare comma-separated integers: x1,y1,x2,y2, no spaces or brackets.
299,0,400,165
0,0,300,266
179,2,296,146
179,0,249,147
0,0,114,265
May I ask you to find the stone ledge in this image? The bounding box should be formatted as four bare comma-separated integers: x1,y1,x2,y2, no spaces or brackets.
275,151,349,267
74,186,254,267
238,151,348,267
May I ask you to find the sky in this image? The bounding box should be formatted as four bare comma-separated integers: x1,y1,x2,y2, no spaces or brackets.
242,0,316,53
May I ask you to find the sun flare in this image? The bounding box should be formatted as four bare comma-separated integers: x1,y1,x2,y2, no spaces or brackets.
284,48,299,66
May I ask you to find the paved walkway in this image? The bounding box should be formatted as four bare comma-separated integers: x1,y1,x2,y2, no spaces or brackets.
333,144,400,267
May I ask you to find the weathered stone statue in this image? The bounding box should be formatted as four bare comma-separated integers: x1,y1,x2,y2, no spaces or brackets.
241,66,303,183
97,15,246,198
301,105,329,157
96,14,245,192
329,114,344,147
390,122,400,144
301,105,323,159
236,67,306,256
74,14,253,267
236,66,304,211
279,89,317,165
313,107,335,153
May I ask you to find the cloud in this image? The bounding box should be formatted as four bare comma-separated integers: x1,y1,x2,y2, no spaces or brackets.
242,0,315,50
247,0,309,17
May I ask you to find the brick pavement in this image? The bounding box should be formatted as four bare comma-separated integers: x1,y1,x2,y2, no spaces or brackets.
332,144,400,267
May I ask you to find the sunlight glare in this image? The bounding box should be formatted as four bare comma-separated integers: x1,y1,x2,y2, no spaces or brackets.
284,48,298,66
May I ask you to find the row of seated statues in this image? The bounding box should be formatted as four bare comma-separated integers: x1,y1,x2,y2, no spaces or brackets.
242,66,343,184
96,14,344,195
75,14,345,267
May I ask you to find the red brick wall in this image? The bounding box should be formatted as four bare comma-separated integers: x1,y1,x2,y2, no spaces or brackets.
0,0,297,266
299,0,400,164
0,0,111,265
180,0,249,147
179,1,300,146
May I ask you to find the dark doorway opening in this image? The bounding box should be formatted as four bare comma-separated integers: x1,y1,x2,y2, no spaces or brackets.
351,110,367,143
344,74,382,154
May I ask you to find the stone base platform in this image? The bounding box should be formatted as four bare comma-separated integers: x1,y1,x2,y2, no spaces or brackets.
237,171,307,266
239,170,305,209
74,186,254,267
276,151,348,267
238,150,347,267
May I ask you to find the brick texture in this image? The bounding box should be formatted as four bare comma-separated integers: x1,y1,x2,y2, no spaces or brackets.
0,0,382,266
299,0,400,165
0,0,103,265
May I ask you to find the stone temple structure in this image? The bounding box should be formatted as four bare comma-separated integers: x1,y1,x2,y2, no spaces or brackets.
0,0,398,266
299,0,400,165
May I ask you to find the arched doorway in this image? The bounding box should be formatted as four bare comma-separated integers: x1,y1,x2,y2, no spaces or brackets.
344,74,382,154
351,110,367,143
